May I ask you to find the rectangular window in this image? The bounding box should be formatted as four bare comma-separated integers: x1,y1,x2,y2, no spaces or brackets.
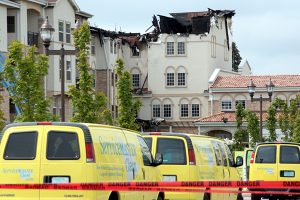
166,73,175,86
255,146,276,163
177,73,186,86
164,104,172,118
113,42,117,54
4,132,38,160
280,146,300,164
132,74,140,88
47,131,80,160
152,104,161,118
157,138,186,165
91,36,96,55
58,21,64,42
110,40,113,53
192,104,200,117
211,36,216,58
221,101,232,110
7,16,15,33
53,97,57,115
177,42,185,55
166,42,174,55
180,104,189,118
66,22,71,43
132,46,140,57
66,61,71,81
235,100,246,109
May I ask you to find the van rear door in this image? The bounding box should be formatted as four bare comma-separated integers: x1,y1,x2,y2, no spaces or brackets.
0,126,42,199
277,145,300,181
40,125,87,199
252,144,277,181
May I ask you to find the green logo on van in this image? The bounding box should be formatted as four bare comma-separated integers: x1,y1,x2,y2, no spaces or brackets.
99,142,136,156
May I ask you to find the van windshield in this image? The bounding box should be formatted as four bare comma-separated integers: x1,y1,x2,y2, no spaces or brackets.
280,146,300,164
255,146,276,164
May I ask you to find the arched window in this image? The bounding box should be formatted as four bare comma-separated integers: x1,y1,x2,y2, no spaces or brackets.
131,68,141,88
191,98,201,118
163,98,173,118
151,99,161,118
234,95,246,109
166,36,175,55
177,66,187,87
179,98,189,118
165,66,175,87
221,96,232,111
177,36,186,55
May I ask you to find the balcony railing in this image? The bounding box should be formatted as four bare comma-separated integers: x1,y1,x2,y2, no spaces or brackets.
28,31,39,47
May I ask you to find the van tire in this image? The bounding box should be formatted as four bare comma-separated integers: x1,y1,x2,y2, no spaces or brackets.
251,194,261,200
203,193,210,200
108,192,119,200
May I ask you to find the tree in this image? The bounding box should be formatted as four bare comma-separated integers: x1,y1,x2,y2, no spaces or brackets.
245,110,260,147
116,59,142,130
0,94,6,130
292,114,300,143
68,22,112,124
233,103,248,150
266,105,277,142
3,41,53,122
232,42,242,72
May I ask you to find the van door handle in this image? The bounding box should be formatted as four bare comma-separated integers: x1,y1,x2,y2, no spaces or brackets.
142,168,146,180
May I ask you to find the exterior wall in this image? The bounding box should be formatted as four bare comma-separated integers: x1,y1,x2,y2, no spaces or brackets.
0,5,7,52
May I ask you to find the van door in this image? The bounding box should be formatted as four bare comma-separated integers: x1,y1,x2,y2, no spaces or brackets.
277,145,300,181
211,141,225,200
217,142,231,200
40,126,86,199
251,145,277,181
156,136,189,200
0,126,42,199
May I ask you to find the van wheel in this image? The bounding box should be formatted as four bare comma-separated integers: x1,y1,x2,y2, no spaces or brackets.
203,193,210,200
109,192,118,200
237,193,244,200
251,194,261,200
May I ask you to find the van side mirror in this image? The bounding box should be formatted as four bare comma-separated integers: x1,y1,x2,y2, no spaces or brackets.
235,156,243,167
152,153,163,166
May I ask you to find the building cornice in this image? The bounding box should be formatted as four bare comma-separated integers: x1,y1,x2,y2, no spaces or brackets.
0,0,20,8
210,86,300,93
27,0,47,6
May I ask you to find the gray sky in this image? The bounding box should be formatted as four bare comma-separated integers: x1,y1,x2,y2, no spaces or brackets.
75,0,300,75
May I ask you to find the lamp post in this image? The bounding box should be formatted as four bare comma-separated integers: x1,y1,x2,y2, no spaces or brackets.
40,17,79,122
247,78,275,141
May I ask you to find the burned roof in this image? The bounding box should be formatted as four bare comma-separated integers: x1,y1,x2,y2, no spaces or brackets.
158,9,235,34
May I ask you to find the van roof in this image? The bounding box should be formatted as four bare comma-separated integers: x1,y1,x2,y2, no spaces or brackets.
142,132,222,140
256,142,300,146
1,122,141,142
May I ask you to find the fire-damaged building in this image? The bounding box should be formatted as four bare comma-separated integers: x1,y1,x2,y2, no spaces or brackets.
88,9,251,134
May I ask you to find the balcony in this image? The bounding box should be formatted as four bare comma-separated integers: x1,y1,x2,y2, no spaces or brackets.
27,31,39,47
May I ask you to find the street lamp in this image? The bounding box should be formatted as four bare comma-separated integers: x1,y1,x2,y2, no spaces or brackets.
40,17,78,122
247,78,275,141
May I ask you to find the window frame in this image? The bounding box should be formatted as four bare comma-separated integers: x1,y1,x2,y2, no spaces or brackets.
46,131,80,160
132,74,140,88
58,20,64,42
180,103,189,118
65,22,71,43
166,72,175,87
7,16,15,33
91,35,96,55
163,104,172,118
166,42,175,55
191,104,200,117
177,72,186,86
177,41,185,55
152,104,161,118
66,60,71,81
4,131,38,160
221,100,232,111
235,100,246,109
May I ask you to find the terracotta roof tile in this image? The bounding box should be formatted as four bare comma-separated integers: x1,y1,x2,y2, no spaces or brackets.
211,75,300,88
195,112,278,123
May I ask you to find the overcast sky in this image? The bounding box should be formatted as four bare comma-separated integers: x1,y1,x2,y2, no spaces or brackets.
75,0,300,75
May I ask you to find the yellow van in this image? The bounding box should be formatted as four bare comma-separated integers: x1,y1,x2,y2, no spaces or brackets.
0,122,164,200
249,142,300,200
143,132,243,200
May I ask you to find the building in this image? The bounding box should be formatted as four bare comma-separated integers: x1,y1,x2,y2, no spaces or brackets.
0,0,91,122
194,75,300,139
